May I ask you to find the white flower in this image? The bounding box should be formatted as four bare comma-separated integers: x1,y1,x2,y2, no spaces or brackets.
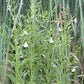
50,70,52,73
39,69,42,72
12,17,14,21
7,6,11,11
24,30,28,35
14,40,16,42
24,42,28,48
49,38,54,43
71,68,76,72
74,18,77,23
58,27,61,31
57,45,61,47
20,55,23,58
23,72,28,77
42,54,46,58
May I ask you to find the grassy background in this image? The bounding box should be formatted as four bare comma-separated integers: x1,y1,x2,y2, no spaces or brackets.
0,0,84,84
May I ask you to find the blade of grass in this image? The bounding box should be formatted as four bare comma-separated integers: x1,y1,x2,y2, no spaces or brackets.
79,0,84,84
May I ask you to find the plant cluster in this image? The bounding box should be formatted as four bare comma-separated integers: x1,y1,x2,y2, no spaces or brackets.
0,0,84,84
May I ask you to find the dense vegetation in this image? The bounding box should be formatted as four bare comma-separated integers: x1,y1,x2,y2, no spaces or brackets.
0,0,84,84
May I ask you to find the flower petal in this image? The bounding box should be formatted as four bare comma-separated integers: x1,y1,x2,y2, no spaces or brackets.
24,30,28,35
49,38,54,43
24,42,28,48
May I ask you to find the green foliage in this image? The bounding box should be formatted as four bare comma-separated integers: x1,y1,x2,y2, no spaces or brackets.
0,0,84,84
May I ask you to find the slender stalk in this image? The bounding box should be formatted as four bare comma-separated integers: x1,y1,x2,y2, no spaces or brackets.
79,0,84,54
0,0,2,70
31,0,35,19
12,0,23,31
2,1,11,84
79,0,84,84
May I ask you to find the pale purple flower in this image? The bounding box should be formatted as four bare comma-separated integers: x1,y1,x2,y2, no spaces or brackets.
24,42,28,48
39,69,42,72
12,17,14,21
20,55,23,58
24,30,28,35
42,54,46,58
7,6,11,11
74,18,77,23
35,18,37,21
49,38,54,43
14,40,16,42
57,45,61,47
58,27,61,31
23,72,28,77
71,68,76,72
71,66,78,72
50,70,52,73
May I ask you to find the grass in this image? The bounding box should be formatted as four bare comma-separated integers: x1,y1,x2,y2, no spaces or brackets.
0,0,84,84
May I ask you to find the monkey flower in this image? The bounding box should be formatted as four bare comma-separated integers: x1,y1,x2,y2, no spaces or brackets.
74,18,77,23
58,27,61,31
24,42,28,48
71,68,76,72
24,30,28,35
35,18,37,21
49,38,54,43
